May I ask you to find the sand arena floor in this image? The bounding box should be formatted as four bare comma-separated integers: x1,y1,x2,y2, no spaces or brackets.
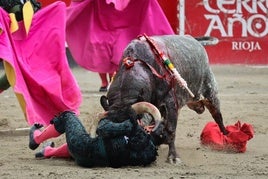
0,65,267,179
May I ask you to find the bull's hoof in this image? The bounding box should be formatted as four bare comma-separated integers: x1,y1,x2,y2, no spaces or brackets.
167,157,182,165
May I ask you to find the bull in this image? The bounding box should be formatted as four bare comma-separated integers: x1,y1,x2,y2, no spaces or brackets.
100,34,228,164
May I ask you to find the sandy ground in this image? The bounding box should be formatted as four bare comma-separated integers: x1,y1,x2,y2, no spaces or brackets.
0,65,267,179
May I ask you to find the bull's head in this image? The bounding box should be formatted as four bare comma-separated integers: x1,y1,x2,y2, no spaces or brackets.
100,96,163,132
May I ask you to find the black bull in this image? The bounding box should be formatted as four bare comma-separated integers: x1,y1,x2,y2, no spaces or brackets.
100,35,228,164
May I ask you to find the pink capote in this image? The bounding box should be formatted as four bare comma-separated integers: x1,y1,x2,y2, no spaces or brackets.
0,2,82,125
66,0,175,73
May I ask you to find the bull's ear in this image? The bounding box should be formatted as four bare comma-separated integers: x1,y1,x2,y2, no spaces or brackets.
100,95,109,111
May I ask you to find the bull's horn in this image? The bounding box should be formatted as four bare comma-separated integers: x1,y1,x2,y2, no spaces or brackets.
131,102,162,132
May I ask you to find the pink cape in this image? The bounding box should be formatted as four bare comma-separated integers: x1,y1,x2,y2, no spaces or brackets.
200,121,254,153
66,0,175,73
0,2,82,125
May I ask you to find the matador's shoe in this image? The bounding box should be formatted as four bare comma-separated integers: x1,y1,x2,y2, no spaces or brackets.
35,141,55,158
29,123,43,150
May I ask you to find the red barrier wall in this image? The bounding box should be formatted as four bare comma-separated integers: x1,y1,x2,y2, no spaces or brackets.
38,0,70,7
179,0,268,64
157,0,178,34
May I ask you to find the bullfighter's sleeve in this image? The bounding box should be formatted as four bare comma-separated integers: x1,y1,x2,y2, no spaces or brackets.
96,119,133,138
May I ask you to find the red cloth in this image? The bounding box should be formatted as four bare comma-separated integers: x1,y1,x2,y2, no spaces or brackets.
200,121,254,153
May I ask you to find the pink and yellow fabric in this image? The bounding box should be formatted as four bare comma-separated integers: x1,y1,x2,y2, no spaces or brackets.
65,0,175,73
0,2,82,125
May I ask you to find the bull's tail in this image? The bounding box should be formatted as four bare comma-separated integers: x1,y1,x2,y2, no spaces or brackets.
195,36,219,46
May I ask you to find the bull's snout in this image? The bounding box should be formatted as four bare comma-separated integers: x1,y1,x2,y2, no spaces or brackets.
150,123,167,146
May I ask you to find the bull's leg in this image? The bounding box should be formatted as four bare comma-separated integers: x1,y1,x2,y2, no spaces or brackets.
202,98,228,135
202,72,228,135
167,140,179,163
165,103,182,164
